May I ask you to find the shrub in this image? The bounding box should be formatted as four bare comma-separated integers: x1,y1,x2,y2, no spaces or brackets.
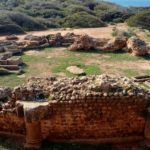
8,12,46,31
127,11,150,30
0,24,24,35
0,0,139,32
63,12,106,28
112,27,136,38
35,18,60,28
100,10,131,23
64,5,94,15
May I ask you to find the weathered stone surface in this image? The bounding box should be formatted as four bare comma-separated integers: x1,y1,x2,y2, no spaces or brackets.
6,35,19,41
7,56,23,65
24,35,44,42
24,34,47,48
0,47,5,53
24,41,40,49
127,36,148,56
19,101,49,122
0,67,12,75
0,87,12,101
66,66,86,75
100,36,127,52
69,34,96,51
96,38,109,47
0,52,12,60
47,33,64,46
0,75,149,148
4,45,22,55
63,32,78,44
25,74,150,102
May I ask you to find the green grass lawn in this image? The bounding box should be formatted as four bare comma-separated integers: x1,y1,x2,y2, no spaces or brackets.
51,55,102,77
0,74,26,87
0,48,150,87
122,69,139,77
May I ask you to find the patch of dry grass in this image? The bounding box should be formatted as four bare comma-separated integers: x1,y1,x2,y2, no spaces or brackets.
0,47,150,87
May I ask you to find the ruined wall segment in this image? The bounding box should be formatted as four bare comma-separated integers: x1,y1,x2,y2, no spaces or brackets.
21,75,149,143
0,74,150,148
41,96,148,142
0,113,25,136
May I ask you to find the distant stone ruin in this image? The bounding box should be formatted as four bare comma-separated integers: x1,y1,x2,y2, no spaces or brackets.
0,33,79,75
0,33,149,75
69,34,149,55
0,75,150,148
127,36,149,56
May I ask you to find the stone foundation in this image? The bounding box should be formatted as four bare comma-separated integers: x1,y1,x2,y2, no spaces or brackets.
0,96,149,148
0,75,150,148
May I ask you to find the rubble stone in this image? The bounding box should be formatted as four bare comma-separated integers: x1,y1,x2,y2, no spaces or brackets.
127,36,148,56
66,66,86,75
0,75,149,149
6,35,19,41
100,36,127,52
69,34,96,51
7,56,23,65
0,87,12,101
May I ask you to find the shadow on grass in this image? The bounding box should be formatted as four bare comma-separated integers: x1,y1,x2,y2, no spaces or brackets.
77,49,102,54
70,49,150,60
71,49,127,55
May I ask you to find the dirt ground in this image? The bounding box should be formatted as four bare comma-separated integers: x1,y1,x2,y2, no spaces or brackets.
0,23,127,41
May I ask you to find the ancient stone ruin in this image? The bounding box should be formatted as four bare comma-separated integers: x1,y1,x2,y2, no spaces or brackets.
0,33,77,75
69,34,96,51
127,36,149,56
69,34,150,55
0,74,150,148
99,36,127,52
0,33,149,75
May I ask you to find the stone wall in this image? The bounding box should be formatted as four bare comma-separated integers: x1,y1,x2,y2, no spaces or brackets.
0,75,150,148
0,113,25,136
41,96,148,143
0,95,149,148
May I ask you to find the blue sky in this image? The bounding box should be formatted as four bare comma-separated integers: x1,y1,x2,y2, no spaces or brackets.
104,0,150,7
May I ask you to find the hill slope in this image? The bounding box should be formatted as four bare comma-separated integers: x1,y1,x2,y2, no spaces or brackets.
0,0,133,34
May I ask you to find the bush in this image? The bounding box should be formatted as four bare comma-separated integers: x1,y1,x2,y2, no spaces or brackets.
127,11,150,30
63,12,106,28
112,27,136,38
8,12,46,31
0,0,139,33
0,11,48,34
40,9,64,18
99,10,131,23
64,5,94,15
0,24,24,35
35,18,60,28
94,2,132,23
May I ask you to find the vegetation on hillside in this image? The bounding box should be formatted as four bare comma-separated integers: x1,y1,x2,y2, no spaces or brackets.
127,11,150,31
0,0,149,34
0,0,133,34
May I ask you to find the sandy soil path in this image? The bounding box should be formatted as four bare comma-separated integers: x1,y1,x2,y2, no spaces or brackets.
0,23,128,41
